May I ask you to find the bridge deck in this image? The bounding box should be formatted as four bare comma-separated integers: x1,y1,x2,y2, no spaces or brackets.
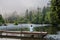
0,30,47,34
0,30,47,39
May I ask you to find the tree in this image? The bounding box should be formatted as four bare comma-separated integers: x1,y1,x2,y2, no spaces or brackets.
25,9,29,23
47,0,60,33
0,14,4,25
42,7,47,24
29,11,33,23
57,0,60,20
35,8,41,24
45,12,51,24
42,6,51,24
51,0,60,24
44,6,51,24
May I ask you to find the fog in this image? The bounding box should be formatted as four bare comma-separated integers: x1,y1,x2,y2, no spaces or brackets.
0,0,49,17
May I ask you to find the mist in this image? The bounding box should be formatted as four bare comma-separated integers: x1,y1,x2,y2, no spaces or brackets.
0,0,49,18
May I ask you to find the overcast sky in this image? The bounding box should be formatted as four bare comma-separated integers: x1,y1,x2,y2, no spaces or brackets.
0,0,49,17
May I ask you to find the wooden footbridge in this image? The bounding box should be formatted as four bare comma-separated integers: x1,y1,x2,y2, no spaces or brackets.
0,30,47,40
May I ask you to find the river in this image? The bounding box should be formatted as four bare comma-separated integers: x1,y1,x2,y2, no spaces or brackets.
0,24,49,31
45,31,60,40
0,24,60,40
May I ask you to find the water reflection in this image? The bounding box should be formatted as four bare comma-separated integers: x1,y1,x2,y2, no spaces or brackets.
0,24,49,31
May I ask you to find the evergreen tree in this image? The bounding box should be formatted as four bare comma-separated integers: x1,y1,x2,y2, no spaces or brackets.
29,11,32,23
35,8,41,24
25,9,29,23
48,0,60,33
51,0,60,25
0,14,4,25
42,6,47,24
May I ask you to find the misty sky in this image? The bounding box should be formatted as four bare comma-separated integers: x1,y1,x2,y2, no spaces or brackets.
0,0,49,17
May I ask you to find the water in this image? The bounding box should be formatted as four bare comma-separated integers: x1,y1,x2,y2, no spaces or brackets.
0,24,49,31
45,31,60,40
45,35,60,40
1,24,58,40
